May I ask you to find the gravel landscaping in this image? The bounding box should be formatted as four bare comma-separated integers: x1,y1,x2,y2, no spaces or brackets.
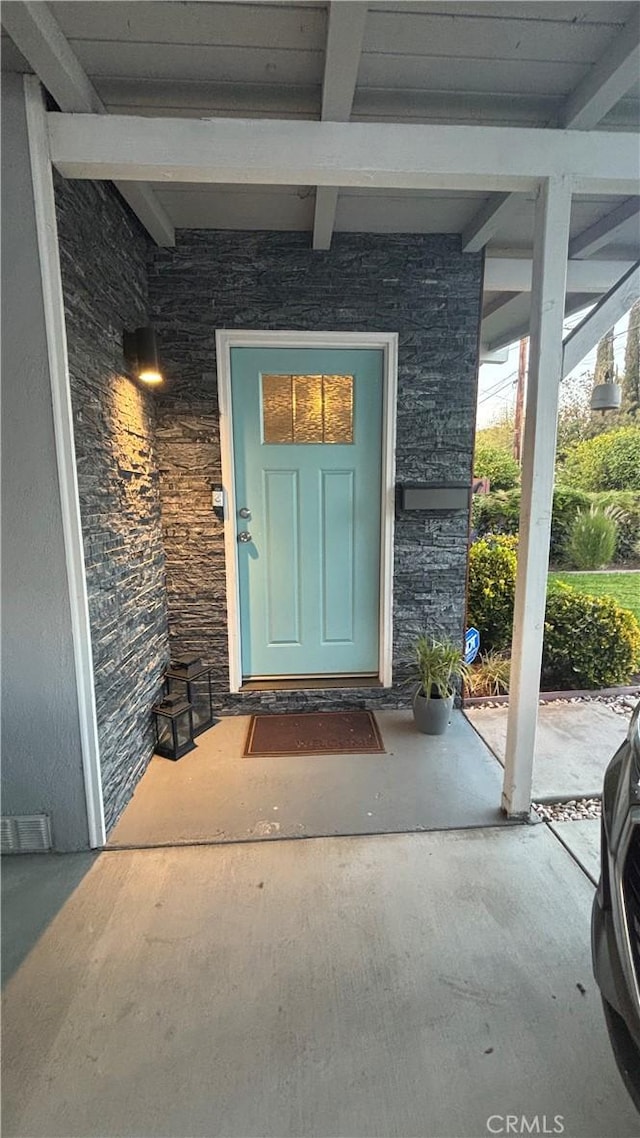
533,798,602,822
474,693,637,715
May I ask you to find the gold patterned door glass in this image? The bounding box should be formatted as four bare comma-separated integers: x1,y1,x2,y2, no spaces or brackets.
262,374,354,444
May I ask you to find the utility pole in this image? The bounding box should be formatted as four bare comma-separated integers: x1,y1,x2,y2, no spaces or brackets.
513,337,528,464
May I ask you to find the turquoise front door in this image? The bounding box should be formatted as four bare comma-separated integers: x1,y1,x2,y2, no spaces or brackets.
231,346,383,679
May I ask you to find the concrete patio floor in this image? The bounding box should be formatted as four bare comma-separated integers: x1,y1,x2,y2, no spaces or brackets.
108,710,508,847
464,700,627,800
548,819,601,884
3,825,639,1138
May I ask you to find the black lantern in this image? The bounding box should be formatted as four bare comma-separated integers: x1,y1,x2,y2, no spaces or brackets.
152,694,196,760
165,655,217,737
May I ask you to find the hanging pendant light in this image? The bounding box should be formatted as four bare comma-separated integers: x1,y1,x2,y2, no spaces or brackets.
591,369,622,413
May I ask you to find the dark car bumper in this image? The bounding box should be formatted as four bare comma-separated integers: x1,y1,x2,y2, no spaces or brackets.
592,881,640,1049
592,782,640,1109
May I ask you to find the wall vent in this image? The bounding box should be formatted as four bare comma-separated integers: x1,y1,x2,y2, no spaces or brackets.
1,814,52,854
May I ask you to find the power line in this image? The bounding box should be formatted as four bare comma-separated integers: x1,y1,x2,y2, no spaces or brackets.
478,374,518,405
478,367,519,400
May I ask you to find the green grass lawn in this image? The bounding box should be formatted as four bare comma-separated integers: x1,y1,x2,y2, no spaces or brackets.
548,570,640,622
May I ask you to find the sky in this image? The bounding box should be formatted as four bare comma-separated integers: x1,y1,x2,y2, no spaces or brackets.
476,308,631,429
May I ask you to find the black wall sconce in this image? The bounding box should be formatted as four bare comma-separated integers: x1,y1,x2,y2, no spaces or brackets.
123,325,163,385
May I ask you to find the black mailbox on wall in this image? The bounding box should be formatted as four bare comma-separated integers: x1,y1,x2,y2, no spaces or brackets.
399,483,470,512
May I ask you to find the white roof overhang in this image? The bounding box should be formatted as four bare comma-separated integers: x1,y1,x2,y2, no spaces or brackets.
3,0,639,350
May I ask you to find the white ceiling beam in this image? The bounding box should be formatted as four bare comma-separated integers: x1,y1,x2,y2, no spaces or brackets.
47,115,640,197
568,196,640,260
483,293,593,354
113,183,176,248
464,6,640,254
320,2,367,123
313,2,367,252
1,1,174,246
561,260,640,378
479,346,510,365
461,193,515,253
1,0,102,114
485,257,634,294
561,6,640,130
313,188,339,252
482,294,528,348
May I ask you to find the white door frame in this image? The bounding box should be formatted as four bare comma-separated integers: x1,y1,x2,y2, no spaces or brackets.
215,329,398,692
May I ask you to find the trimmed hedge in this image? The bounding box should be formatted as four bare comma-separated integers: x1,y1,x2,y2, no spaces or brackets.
560,426,640,491
472,486,639,564
467,535,518,652
466,539,640,688
542,585,640,690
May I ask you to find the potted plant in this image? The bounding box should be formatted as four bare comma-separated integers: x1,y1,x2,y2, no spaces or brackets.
409,634,469,735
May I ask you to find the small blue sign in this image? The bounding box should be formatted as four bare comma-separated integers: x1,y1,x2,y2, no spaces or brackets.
465,627,480,665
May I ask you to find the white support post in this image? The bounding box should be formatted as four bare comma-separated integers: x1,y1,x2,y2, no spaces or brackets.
24,76,106,847
502,176,572,818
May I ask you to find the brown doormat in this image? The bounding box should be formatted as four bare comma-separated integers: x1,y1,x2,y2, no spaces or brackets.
244,710,385,757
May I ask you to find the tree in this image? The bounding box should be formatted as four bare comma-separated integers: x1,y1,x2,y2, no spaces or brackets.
556,370,593,458
622,299,640,415
473,442,520,490
594,326,615,384
475,409,515,453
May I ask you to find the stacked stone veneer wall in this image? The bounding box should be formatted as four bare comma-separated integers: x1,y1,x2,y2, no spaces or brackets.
55,175,170,831
149,231,482,713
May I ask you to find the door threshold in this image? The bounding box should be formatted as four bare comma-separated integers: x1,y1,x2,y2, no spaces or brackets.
240,675,383,693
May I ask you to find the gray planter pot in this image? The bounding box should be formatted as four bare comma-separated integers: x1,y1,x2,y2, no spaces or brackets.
412,687,454,735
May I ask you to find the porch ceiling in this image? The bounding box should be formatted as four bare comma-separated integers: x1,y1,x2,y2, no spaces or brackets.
2,0,639,351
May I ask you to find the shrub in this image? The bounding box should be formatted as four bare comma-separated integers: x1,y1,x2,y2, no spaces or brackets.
473,443,520,491
472,486,591,563
472,488,520,539
465,651,511,697
467,535,518,652
542,585,640,689
568,506,618,569
592,490,640,563
561,426,640,491
548,487,592,563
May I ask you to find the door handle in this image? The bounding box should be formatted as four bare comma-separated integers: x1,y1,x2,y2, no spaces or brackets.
238,507,251,519
238,531,252,543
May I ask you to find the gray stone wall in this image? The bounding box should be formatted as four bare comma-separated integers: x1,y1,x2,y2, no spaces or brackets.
55,175,170,831
149,232,482,713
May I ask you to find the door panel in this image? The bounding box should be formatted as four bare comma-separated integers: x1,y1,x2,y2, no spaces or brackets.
231,346,383,678
321,469,354,644
263,469,301,646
